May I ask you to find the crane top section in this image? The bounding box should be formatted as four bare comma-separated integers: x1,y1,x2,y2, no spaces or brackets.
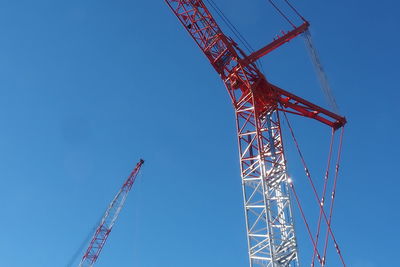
165,0,346,129
124,159,144,189
166,0,308,76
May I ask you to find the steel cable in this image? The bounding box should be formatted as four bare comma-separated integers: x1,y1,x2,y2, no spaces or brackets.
204,0,264,70
303,29,340,114
282,110,346,266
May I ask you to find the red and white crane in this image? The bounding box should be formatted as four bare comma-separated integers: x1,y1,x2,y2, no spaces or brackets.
165,1,346,266
78,159,144,267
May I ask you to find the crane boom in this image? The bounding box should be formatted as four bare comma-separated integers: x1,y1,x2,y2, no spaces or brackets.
165,1,346,266
79,159,144,267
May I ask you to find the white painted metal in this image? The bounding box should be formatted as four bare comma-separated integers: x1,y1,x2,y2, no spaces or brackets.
236,101,299,267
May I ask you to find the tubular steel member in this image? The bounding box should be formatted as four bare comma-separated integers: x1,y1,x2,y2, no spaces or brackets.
79,159,144,267
165,1,346,267
242,21,309,68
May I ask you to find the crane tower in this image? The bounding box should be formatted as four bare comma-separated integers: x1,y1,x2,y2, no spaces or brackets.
165,1,346,266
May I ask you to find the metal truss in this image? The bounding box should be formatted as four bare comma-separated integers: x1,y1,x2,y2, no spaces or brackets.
165,1,346,266
79,159,144,267
236,95,298,266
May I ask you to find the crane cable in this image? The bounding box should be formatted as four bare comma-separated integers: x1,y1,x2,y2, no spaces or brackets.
282,111,346,266
265,0,305,25
204,0,264,71
282,0,306,22
267,0,296,28
206,0,340,113
265,0,340,113
303,30,340,113
204,0,255,53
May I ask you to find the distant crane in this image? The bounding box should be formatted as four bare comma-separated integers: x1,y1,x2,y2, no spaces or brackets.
78,159,144,267
165,1,346,266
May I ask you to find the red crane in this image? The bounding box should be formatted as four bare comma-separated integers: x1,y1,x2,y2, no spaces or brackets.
165,1,346,266
78,159,144,267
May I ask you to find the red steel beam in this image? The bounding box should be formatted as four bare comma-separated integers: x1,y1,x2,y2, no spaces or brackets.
271,84,346,129
244,21,309,65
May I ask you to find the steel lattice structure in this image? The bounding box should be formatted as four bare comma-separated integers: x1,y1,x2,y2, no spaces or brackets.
79,159,144,267
165,1,346,266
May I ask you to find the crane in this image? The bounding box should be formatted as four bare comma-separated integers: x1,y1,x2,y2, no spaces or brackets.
78,159,144,267
165,1,346,266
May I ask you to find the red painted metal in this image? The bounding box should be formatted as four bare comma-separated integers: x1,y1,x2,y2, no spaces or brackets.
165,0,346,128
165,1,346,266
79,159,144,267
244,21,309,66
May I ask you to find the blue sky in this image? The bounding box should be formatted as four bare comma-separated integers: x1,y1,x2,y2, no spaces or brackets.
0,0,398,266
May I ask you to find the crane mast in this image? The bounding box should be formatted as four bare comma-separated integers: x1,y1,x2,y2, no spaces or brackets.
165,1,346,266
79,159,144,267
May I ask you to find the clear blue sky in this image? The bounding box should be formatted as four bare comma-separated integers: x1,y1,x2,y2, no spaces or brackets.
0,0,398,266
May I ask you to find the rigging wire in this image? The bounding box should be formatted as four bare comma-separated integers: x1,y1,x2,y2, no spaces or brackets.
266,0,296,27
204,0,264,71
289,181,324,264
311,129,335,265
264,0,304,26
322,127,345,265
303,29,340,113
205,0,254,53
264,0,340,113
283,0,306,22
282,110,346,265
